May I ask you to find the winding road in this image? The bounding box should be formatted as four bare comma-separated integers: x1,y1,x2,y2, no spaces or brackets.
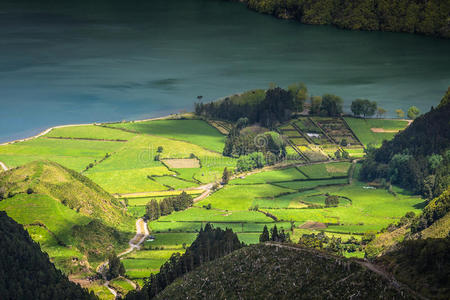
98,218,149,298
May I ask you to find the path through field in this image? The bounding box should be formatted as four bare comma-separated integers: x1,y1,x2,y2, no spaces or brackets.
98,218,149,297
0,161,8,171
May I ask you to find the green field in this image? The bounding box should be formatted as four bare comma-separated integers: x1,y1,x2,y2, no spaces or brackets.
196,184,295,210
230,167,307,184
344,118,409,147
123,249,183,280
105,119,226,152
298,162,351,179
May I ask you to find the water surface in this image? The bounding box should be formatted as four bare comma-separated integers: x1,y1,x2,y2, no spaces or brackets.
1,0,449,142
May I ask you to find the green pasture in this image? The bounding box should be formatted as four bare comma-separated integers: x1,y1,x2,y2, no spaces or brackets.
109,278,135,294
123,249,184,279
261,180,424,234
149,221,291,234
156,207,273,223
0,194,91,245
143,233,198,249
298,162,351,179
151,175,197,189
344,118,409,147
230,167,307,185
0,137,122,171
106,119,225,153
196,184,295,210
274,178,348,190
46,125,136,140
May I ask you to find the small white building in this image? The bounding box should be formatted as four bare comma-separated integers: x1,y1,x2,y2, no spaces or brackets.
307,133,321,138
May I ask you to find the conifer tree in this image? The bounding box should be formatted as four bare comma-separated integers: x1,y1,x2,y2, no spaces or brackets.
222,167,231,185
259,225,270,243
270,225,279,242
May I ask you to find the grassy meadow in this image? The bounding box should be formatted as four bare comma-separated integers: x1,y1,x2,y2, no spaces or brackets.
344,118,409,147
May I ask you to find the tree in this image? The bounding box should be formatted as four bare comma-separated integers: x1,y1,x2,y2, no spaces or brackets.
259,225,270,243
320,94,343,116
270,225,279,241
407,106,420,119
351,99,377,118
395,109,405,118
335,150,341,159
376,107,387,118
107,252,125,280
288,82,308,113
325,195,339,207
342,150,349,159
310,96,322,115
221,167,231,185
157,146,163,153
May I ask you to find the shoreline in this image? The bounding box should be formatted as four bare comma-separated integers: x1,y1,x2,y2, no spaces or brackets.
0,114,173,147
0,115,411,147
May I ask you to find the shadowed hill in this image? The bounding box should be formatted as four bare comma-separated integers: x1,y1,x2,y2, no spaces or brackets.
0,211,97,299
154,243,416,299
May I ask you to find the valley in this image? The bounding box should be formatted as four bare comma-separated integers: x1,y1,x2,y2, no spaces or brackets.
0,101,426,298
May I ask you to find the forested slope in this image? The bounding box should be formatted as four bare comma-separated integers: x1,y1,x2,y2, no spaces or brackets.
360,88,450,197
0,211,97,299
155,243,415,299
230,0,450,38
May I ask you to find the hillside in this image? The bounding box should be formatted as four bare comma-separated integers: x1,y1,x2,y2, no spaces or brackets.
155,243,415,299
0,161,134,273
360,88,450,197
0,160,127,227
0,211,97,299
234,0,450,38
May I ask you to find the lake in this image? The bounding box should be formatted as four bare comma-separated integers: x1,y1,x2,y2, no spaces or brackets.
1,0,449,142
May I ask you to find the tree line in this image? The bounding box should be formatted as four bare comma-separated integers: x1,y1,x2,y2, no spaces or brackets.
145,191,193,221
236,0,449,38
125,224,243,299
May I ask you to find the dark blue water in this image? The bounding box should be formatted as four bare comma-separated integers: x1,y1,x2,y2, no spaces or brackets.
1,0,449,142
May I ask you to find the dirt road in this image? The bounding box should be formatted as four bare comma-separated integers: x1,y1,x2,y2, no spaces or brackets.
98,218,149,297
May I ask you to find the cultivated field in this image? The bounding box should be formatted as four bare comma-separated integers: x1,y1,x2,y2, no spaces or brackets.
343,118,409,147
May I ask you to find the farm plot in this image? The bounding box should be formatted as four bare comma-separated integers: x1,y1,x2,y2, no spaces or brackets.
312,117,361,146
262,179,424,235
298,162,351,179
162,158,200,168
195,184,295,210
157,207,273,223
105,119,226,153
150,175,197,190
230,167,307,185
274,178,348,190
207,120,232,135
122,249,183,280
344,117,409,147
84,134,228,194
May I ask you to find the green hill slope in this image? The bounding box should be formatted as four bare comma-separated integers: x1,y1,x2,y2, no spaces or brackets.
0,211,97,299
0,160,128,227
0,161,134,273
155,243,415,299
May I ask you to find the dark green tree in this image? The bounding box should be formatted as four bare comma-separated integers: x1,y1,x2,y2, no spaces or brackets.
259,225,270,243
